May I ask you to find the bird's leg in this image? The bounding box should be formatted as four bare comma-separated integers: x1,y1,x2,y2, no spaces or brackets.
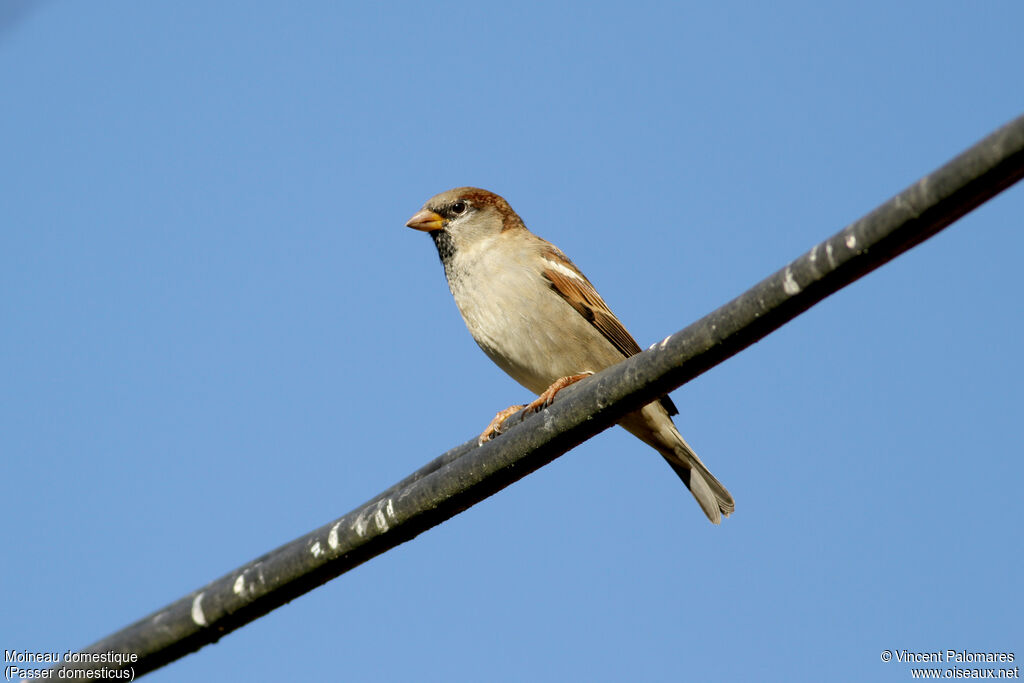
478,373,593,445
524,373,593,412
479,404,527,445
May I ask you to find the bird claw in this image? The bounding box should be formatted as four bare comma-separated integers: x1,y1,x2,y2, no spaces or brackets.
526,373,592,412
478,404,527,445
477,373,593,445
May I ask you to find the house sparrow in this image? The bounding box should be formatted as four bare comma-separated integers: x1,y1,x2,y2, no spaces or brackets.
407,187,734,524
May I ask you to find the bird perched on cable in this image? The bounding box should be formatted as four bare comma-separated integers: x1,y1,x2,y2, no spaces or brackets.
406,187,734,524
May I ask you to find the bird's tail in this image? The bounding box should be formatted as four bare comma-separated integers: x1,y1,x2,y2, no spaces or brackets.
664,439,735,525
618,404,735,524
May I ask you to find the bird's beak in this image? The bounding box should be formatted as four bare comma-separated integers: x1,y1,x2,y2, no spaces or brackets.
406,209,445,232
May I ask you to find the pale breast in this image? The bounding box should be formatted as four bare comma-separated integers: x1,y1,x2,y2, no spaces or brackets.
446,238,625,394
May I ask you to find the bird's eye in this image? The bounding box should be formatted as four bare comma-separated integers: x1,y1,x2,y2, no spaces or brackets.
451,201,467,215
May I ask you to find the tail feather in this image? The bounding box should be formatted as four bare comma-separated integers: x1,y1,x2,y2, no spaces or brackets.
618,403,735,524
664,452,735,524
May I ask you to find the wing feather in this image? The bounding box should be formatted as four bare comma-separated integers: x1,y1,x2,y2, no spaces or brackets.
541,248,679,416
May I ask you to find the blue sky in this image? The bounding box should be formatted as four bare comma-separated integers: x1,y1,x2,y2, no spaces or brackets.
4,2,1022,681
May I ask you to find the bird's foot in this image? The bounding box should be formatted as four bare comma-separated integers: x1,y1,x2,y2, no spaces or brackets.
524,373,593,413
478,373,593,445
479,404,527,445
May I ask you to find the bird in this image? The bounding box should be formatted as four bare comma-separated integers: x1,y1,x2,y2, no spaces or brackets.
406,187,734,523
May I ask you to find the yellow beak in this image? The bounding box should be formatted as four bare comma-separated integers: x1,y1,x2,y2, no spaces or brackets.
405,209,444,232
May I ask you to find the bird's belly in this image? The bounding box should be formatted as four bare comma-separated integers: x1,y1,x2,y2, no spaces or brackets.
453,280,622,395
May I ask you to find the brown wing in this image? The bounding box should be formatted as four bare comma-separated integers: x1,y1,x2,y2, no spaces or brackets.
541,250,679,416
543,262,642,358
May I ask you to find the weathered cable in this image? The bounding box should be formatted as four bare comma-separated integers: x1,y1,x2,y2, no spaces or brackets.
50,113,1024,681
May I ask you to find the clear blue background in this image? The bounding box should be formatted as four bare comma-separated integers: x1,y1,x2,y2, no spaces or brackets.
4,2,1022,681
